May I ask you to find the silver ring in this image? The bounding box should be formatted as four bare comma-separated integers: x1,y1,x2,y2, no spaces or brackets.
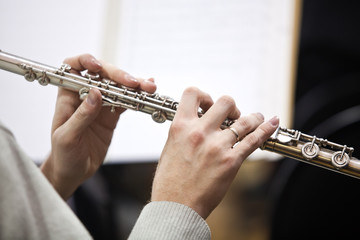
228,127,240,142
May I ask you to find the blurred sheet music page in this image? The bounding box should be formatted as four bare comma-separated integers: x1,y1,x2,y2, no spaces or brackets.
105,0,300,162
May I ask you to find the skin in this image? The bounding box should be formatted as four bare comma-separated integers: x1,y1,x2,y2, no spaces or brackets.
151,87,279,219
41,54,156,200
40,54,279,220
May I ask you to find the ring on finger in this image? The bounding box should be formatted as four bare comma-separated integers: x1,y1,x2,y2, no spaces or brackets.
228,127,240,142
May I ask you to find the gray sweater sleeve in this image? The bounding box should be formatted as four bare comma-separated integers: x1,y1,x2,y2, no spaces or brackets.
0,121,210,240
128,201,211,240
0,121,92,240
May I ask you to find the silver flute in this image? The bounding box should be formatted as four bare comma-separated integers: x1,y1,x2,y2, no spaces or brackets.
1,50,359,179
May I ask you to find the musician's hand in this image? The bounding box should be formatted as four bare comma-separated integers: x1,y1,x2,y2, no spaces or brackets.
151,87,279,219
40,54,156,199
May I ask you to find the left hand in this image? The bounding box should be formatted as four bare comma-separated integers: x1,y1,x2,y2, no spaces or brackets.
41,54,156,199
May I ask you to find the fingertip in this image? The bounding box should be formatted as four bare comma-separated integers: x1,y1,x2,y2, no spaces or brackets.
86,88,102,107
268,116,280,128
65,88,102,136
81,54,102,72
90,57,102,70
147,77,155,83
255,112,264,121
140,78,157,93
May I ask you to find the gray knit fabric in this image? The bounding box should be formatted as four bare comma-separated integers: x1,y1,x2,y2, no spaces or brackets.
129,201,211,240
0,121,92,240
0,120,211,239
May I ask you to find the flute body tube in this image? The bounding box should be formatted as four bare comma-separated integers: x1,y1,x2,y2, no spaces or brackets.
1,50,359,179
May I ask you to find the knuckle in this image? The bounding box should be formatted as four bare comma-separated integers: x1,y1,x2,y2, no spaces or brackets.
52,130,76,149
169,121,207,148
169,120,185,136
220,153,241,172
256,125,269,141
83,53,94,59
115,70,127,82
207,142,223,156
183,86,200,95
238,118,251,132
63,57,72,64
221,152,234,164
262,122,276,136
75,105,88,122
188,128,206,147
218,95,235,107
81,53,95,64
245,133,261,147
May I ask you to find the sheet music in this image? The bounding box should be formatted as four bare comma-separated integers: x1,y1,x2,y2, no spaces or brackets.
106,0,299,161
0,0,299,162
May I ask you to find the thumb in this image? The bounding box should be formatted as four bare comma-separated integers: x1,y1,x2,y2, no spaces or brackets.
65,88,103,136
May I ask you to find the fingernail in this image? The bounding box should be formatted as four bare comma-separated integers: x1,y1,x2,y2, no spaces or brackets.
146,77,155,82
126,74,138,83
256,112,264,120
87,89,97,106
269,116,279,127
91,58,102,68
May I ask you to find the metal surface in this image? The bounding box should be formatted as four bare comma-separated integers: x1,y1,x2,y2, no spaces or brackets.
1,50,359,179
0,50,234,128
261,127,360,179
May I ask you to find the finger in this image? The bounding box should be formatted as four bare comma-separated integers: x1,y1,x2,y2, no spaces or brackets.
175,87,214,120
51,87,82,133
226,113,264,143
146,77,155,83
61,88,103,137
63,54,102,73
99,60,140,89
201,95,240,129
234,116,279,161
136,77,157,93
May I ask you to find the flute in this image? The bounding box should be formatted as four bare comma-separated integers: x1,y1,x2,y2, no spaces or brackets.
1,50,359,179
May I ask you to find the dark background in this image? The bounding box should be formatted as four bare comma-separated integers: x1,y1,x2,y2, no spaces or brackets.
270,0,360,239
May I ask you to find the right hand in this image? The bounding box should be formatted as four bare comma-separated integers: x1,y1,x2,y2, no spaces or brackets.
151,87,279,219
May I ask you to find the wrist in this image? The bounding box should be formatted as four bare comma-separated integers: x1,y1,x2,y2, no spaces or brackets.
40,154,79,200
40,155,55,187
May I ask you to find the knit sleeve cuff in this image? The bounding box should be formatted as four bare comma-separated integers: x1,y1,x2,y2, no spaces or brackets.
128,201,211,240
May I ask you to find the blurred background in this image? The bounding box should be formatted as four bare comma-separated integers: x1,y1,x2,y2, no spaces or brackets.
1,0,360,239
0,0,296,163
